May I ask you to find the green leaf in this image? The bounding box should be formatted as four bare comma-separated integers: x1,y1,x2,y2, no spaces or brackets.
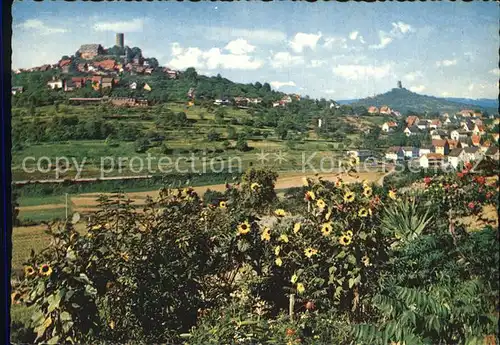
347,254,356,265
31,310,44,326
60,311,72,322
237,239,250,252
84,284,97,297
348,278,355,289
47,336,60,344
359,231,367,240
73,273,91,285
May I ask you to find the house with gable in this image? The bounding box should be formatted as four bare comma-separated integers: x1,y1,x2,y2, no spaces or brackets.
404,126,420,137
420,153,445,169
432,139,450,155
406,116,420,127
447,148,466,169
381,121,398,132
463,147,482,162
385,147,404,161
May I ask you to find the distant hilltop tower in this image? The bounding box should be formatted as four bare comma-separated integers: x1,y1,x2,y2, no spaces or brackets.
116,33,124,48
397,80,403,89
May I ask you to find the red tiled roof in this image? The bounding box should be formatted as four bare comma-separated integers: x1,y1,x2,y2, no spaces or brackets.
426,153,445,159
471,135,481,145
59,59,71,67
93,59,116,70
432,139,448,147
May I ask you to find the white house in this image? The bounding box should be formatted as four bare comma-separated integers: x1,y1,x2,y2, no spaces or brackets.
381,121,398,132
402,147,418,159
463,147,482,162
450,130,460,141
47,78,64,90
417,121,429,131
385,147,404,161
404,126,420,137
129,82,137,90
447,148,465,169
419,146,432,157
420,153,445,169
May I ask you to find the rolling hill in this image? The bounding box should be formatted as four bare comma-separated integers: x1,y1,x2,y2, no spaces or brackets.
349,88,498,114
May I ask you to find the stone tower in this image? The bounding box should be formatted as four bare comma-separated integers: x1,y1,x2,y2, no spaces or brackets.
116,33,124,49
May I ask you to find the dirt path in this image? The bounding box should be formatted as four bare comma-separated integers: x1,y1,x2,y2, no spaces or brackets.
18,204,66,212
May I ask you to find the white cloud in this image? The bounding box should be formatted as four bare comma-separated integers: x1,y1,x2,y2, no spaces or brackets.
436,59,457,67
270,81,296,89
359,36,366,44
323,36,348,49
349,31,359,40
289,32,322,53
324,89,336,94
441,92,451,97
391,21,414,35
224,39,256,55
403,71,424,82
369,31,393,50
308,59,327,68
93,18,144,32
269,52,305,68
17,19,68,35
167,43,263,71
203,27,286,44
409,85,426,93
332,64,392,80
489,67,500,75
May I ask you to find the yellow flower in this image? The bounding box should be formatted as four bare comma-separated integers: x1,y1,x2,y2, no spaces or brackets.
296,283,305,294
363,186,373,198
24,265,35,277
316,199,326,209
120,252,129,262
39,264,52,277
274,246,281,256
109,320,115,330
261,227,271,241
335,179,343,188
293,222,301,234
11,291,22,305
280,234,289,243
219,201,227,208
344,191,355,203
362,180,369,188
346,230,353,237
358,208,368,217
291,274,298,284
274,209,286,217
349,156,360,166
302,177,309,187
305,190,316,201
304,247,318,258
321,222,332,237
338,235,352,246
362,255,370,267
250,182,261,191
388,190,397,200
238,221,251,235
275,257,283,266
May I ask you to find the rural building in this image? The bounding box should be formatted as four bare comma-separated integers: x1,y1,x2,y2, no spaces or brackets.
129,82,137,90
485,146,499,160
93,59,116,71
385,147,404,161
429,119,442,129
447,140,460,150
448,148,465,169
78,44,104,60
379,105,391,115
406,116,420,127
419,145,432,157
381,121,398,132
102,78,114,89
404,126,420,136
64,80,76,92
402,147,418,159
47,78,64,90
419,153,445,169
463,147,482,162
11,86,24,95
432,139,450,155
144,83,152,91
368,106,379,114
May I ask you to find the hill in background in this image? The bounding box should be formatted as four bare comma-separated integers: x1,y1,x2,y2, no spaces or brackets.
350,88,498,115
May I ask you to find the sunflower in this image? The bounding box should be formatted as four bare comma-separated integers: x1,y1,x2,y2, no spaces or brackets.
280,234,289,243
335,179,343,188
250,182,261,191
219,201,227,208
388,190,397,200
275,257,283,267
358,208,368,217
316,199,326,209
361,255,370,267
305,190,316,201
293,222,301,234
24,265,35,277
261,227,271,241
238,221,251,235
362,180,369,188
296,283,305,294
274,209,286,217
345,230,353,237
363,186,373,198
274,246,281,256
302,177,309,187
11,291,22,305
338,235,352,246
39,264,52,277
321,222,332,237
291,274,298,284
304,247,318,258
344,191,355,203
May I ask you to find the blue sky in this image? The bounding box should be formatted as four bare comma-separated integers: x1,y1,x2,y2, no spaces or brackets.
12,1,499,99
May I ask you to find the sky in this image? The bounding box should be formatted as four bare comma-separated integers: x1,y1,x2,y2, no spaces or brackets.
11,1,500,100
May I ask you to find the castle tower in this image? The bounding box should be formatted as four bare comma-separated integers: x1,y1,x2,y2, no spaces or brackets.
397,80,403,89
116,33,124,48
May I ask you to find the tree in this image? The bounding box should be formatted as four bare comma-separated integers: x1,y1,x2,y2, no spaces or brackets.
183,67,198,82
206,129,221,142
236,133,250,152
227,126,237,140
134,138,150,153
